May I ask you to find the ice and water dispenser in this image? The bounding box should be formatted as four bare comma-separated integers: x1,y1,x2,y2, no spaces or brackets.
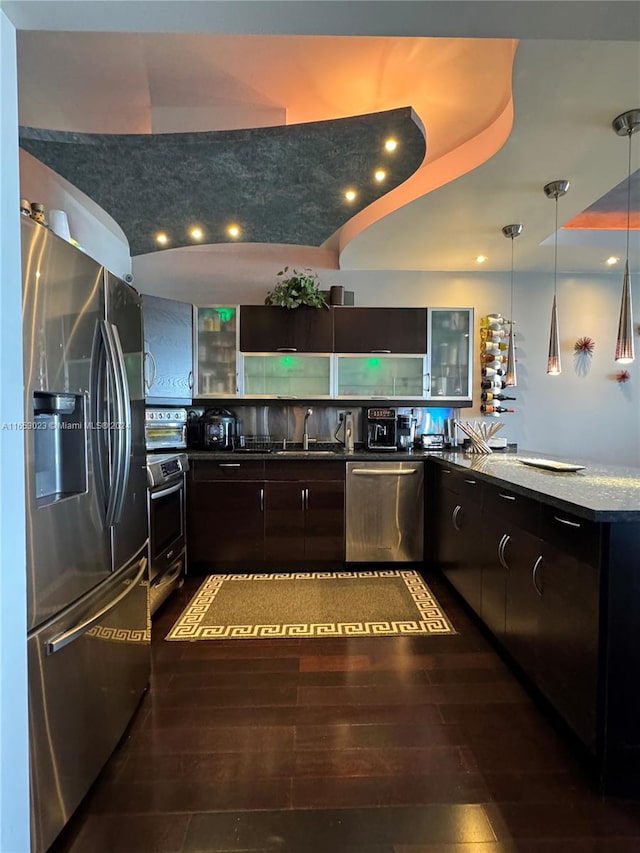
33,392,87,505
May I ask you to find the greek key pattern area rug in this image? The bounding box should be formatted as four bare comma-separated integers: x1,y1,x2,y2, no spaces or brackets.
166,570,455,640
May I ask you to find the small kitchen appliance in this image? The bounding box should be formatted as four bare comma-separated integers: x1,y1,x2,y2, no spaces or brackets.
201,407,238,450
396,414,417,451
366,408,398,451
145,407,187,451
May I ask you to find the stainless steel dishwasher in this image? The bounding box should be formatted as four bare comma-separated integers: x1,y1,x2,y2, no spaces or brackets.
346,461,424,561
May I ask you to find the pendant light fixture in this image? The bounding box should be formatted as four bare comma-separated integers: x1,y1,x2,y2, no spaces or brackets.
612,109,639,364
501,223,523,387
544,179,570,375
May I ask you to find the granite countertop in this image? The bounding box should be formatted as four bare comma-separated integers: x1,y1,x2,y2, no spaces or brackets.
429,451,640,522
185,446,640,521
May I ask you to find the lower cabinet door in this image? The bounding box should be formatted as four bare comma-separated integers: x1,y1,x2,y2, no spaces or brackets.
481,520,508,639
503,527,543,676
305,481,345,561
437,487,482,613
264,483,306,562
188,480,264,569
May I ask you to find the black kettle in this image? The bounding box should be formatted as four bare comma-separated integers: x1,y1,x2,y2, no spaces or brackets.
201,408,237,451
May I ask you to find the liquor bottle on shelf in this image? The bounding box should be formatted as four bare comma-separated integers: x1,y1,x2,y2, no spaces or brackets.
481,404,515,414
481,392,516,402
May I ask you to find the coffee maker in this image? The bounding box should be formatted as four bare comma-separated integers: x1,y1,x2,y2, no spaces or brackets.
366,408,397,451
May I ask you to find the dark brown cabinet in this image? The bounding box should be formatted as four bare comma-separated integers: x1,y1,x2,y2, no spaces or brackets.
431,460,601,756
264,461,345,566
537,506,600,752
333,307,427,353
240,305,333,352
435,467,482,614
187,457,344,571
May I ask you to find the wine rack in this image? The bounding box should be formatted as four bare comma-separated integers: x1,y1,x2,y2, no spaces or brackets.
479,314,516,417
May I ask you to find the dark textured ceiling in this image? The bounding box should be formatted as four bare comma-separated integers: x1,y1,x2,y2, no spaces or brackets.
19,107,425,256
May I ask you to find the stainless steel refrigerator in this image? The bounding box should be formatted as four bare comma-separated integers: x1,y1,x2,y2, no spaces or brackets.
21,217,150,853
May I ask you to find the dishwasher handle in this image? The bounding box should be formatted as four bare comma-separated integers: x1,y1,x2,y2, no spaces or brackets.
351,468,417,476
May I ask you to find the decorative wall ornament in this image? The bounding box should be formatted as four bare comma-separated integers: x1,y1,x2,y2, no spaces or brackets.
574,336,595,355
616,369,631,383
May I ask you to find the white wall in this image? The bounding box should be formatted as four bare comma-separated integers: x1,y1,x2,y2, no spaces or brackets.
19,150,132,279
0,11,30,853
133,253,640,465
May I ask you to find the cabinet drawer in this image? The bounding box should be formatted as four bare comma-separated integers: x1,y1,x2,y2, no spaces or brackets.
484,484,541,536
541,504,601,566
264,460,345,481
190,459,265,481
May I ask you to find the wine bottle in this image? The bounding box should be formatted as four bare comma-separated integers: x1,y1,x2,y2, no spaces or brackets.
480,328,506,339
481,352,507,363
481,366,504,377
481,392,516,402
481,404,515,414
480,378,506,390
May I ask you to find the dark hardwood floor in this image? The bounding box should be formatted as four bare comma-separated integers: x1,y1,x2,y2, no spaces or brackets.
49,571,640,852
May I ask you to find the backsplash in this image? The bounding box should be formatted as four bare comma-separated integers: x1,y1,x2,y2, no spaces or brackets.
187,404,457,446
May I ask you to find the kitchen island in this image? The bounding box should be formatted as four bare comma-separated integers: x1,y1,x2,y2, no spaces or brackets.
426,450,640,800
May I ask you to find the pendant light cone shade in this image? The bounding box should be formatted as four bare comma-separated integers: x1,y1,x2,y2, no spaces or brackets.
501,223,522,387
544,180,569,376
615,260,634,363
547,293,561,374
612,109,639,364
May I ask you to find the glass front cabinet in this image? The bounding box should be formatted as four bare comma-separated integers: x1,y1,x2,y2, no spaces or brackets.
335,355,428,399
427,308,473,402
195,306,239,397
241,353,333,398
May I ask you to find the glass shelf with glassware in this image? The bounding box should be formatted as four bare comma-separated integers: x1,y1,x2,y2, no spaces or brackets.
427,308,473,401
195,306,239,397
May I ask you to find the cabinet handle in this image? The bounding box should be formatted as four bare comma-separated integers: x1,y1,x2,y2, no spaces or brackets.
442,468,452,474
305,487,309,510
532,555,543,596
554,515,581,528
464,478,476,485
276,347,297,352
260,487,264,512
498,493,516,501
370,349,391,354
188,370,193,390
143,350,157,390
218,463,240,468
301,488,305,510
499,534,511,570
452,504,462,531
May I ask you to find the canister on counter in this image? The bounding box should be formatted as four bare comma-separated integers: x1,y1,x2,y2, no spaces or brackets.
20,198,31,217
30,202,47,225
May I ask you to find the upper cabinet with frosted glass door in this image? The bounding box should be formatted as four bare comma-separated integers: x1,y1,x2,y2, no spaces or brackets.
427,308,473,402
334,307,429,399
195,306,239,398
239,306,333,398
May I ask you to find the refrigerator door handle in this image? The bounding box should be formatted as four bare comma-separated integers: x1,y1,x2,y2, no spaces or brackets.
101,321,126,527
109,323,132,525
90,321,109,522
46,557,147,656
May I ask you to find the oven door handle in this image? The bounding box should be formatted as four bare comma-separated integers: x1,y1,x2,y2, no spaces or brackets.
150,481,183,500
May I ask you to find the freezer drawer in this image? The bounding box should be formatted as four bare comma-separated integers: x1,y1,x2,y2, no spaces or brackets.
28,549,150,853
346,461,424,562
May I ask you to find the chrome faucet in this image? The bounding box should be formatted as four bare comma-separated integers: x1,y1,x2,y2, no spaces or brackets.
344,411,355,453
303,408,313,450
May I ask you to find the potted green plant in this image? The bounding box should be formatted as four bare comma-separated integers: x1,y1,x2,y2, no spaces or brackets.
264,267,328,309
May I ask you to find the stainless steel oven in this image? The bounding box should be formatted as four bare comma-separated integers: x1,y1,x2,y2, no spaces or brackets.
146,452,189,614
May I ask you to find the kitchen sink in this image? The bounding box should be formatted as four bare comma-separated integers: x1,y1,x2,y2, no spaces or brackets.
274,450,341,456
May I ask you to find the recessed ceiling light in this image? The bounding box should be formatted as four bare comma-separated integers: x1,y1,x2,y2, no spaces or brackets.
606,256,620,266
155,232,169,245
344,189,357,202
190,226,204,241
476,255,487,264
374,169,387,182
384,138,398,152
227,224,241,239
